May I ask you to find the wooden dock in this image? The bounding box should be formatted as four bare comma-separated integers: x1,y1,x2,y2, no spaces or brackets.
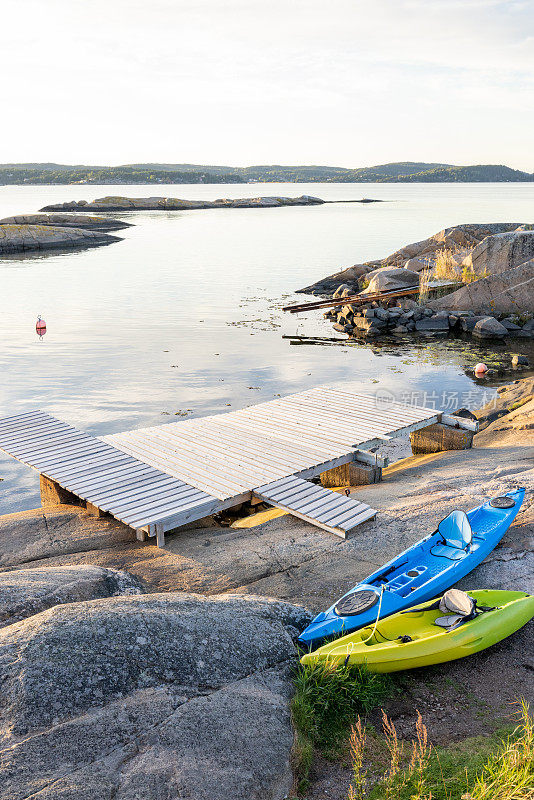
0,387,445,545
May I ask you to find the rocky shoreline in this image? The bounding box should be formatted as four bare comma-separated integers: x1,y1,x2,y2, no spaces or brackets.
0,378,531,799
41,194,328,212
300,222,534,349
0,213,132,232
0,195,344,254
0,223,122,254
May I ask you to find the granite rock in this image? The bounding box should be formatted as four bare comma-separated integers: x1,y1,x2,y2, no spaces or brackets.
0,224,121,253
472,316,509,339
0,592,310,800
0,213,132,232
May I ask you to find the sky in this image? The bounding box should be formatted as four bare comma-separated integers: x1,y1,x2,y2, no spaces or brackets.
2,0,534,170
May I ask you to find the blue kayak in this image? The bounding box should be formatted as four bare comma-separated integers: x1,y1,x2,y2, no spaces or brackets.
299,488,525,648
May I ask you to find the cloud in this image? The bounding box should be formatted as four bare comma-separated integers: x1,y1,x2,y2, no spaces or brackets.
0,0,533,168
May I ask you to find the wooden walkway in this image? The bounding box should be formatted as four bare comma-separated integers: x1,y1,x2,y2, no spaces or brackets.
0,388,441,544
104,387,438,501
255,476,377,537
0,410,220,545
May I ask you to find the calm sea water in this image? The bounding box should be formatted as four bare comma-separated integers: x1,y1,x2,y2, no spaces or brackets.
1,182,533,514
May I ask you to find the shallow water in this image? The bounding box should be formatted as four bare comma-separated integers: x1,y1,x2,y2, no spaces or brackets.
0,182,533,513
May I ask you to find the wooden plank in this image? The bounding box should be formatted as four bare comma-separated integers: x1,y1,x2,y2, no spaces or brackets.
172,418,322,473
0,410,44,429
51,454,137,482
13,438,107,466
0,422,75,448
235,399,403,446
61,462,156,494
111,484,203,517
89,474,181,505
340,507,378,532
282,390,434,430
127,494,221,528
256,476,377,538
143,427,286,485
440,413,479,432
268,482,322,506
301,387,435,423
107,433,248,499
318,388,437,424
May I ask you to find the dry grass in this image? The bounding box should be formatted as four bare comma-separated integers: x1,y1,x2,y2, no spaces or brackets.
433,248,461,281
347,710,433,800
466,698,534,800
347,717,367,800
418,265,432,304
346,701,533,800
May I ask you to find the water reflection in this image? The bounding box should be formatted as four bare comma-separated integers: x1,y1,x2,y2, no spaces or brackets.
0,182,533,513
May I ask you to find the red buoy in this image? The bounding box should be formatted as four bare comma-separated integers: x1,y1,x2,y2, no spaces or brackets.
36,316,47,338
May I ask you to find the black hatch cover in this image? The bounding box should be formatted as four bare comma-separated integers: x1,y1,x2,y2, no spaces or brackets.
335,589,379,616
490,496,515,509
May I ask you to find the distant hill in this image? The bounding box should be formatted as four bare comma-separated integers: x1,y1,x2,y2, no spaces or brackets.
0,162,103,171
123,162,451,182
384,164,534,182
0,161,532,184
0,166,244,185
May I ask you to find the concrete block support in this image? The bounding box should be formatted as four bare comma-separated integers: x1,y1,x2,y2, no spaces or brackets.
320,461,382,488
39,475,81,507
410,423,474,455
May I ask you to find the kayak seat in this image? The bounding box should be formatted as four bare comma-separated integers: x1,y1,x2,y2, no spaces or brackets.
430,510,472,561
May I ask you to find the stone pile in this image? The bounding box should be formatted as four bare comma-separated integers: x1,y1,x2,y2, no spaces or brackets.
327,288,534,341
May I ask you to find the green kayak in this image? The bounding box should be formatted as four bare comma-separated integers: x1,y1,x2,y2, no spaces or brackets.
300,590,534,673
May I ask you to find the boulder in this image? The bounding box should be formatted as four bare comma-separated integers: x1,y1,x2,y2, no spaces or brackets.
512,354,529,367
374,307,390,321
0,565,141,627
0,592,310,800
362,266,420,294
460,315,488,332
332,322,352,333
501,318,522,331
297,222,526,294
353,317,387,333
0,224,121,254
333,283,351,298
0,507,133,568
299,262,376,295
429,260,534,315
415,316,450,332
464,231,534,276
0,213,132,232
472,316,509,339
404,257,430,272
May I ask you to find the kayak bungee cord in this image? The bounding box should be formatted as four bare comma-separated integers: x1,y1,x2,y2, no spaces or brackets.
341,584,387,666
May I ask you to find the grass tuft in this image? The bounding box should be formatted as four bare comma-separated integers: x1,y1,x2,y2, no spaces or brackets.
360,701,533,800
433,248,461,280
292,660,394,749
466,698,534,800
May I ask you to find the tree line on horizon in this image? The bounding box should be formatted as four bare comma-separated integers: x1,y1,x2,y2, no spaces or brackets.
0,162,532,184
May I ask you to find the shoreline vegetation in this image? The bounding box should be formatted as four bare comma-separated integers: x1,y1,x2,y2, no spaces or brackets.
1,161,534,184
0,376,531,800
